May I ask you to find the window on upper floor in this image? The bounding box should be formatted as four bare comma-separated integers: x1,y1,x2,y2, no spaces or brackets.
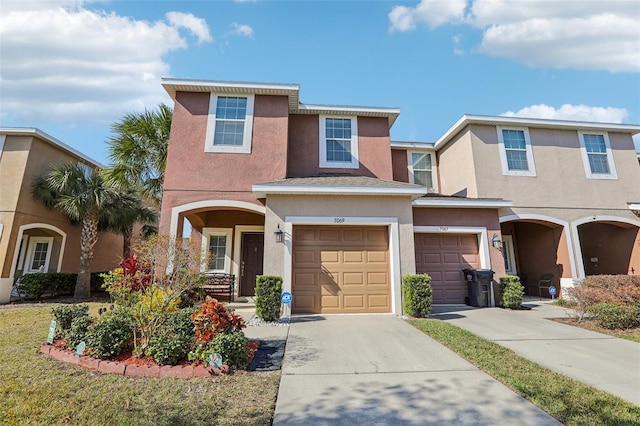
205,94,255,153
408,151,437,191
578,132,618,180
497,127,536,177
319,116,359,169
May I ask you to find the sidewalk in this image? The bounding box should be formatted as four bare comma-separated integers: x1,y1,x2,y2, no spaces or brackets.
431,299,640,406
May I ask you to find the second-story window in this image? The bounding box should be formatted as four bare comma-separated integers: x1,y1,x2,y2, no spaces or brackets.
320,116,359,169
578,132,618,179
408,151,437,191
497,127,536,177
205,94,254,153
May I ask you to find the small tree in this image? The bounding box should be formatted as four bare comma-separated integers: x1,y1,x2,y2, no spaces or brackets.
402,274,432,317
32,163,118,299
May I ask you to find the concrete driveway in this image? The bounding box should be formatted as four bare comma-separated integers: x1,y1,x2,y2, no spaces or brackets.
431,300,640,406
273,315,560,425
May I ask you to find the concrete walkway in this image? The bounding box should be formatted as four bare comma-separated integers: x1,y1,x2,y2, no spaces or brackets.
273,315,559,426
431,299,640,406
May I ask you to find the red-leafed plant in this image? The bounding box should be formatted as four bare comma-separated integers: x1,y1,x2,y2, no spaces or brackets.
191,297,245,345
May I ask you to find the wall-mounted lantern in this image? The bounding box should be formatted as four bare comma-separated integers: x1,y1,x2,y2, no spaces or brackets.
274,224,284,243
492,233,503,250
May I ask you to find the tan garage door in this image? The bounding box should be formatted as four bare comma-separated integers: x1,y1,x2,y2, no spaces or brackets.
292,226,390,314
415,233,480,304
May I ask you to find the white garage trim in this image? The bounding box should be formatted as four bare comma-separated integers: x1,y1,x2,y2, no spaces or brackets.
284,216,401,314
413,226,493,306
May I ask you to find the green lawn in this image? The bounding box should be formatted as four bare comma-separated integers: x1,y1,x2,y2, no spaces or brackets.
408,319,640,426
0,303,279,426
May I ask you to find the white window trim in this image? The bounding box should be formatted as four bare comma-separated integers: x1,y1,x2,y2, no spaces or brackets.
204,93,255,154
407,150,438,192
502,235,517,275
319,115,359,169
497,127,537,177
201,227,233,274
578,131,618,180
25,236,54,273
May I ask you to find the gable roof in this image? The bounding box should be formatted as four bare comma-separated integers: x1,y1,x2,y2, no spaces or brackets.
434,114,640,150
0,127,102,167
161,78,400,127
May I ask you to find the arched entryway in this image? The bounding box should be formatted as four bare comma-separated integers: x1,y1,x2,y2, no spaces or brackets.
500,215,575,297
574,217,640,276
168,200,266,299
10,223,67,279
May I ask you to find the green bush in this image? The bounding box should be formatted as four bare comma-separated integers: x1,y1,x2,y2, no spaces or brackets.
587,303,640,330
17,272,106,298
87,309,135,359
210,331,249,368
402,274,432,317
499,276,524,309
255,276,282,321
67,315,93,349
146,307,197,365
51,304,90,336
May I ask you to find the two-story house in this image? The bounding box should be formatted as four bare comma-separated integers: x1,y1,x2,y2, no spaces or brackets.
0,128,122,303
158,78,640,314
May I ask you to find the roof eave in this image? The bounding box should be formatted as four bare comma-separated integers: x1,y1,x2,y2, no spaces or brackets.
412,198,513,209
0,127,103,168
252,184,427,200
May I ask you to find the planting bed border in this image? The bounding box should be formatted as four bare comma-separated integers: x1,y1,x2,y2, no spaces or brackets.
40,343,229,377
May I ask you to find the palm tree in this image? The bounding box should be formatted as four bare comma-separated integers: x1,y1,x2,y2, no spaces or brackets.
99,187,158,258
105,103,172,208
32,163,118,299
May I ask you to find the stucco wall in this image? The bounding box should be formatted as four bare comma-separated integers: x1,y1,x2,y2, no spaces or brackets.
436,129,478,197
287,115,393,179
391,149,409,183
469,125,640,210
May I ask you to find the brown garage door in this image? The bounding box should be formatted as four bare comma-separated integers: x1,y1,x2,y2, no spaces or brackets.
292,226,390,314
415,233,480,304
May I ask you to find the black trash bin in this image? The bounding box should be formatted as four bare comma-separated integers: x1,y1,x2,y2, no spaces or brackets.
462,268,494,307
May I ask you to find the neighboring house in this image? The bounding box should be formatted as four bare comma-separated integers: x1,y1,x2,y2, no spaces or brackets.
0,128,122,303
158,78,640,314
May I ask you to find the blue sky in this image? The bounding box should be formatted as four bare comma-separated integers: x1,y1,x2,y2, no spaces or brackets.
1,0,639,165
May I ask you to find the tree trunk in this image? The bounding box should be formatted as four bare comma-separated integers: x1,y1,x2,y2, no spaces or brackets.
123,225,133,258
74,208,100,299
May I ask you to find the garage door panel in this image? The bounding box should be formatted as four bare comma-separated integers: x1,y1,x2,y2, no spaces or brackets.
293,295,316,312
292,226,390,314
294,250,317,265
415,233,480,304
296,228,317,241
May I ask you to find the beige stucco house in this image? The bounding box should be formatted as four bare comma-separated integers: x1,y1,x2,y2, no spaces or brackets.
159,78,640,315
0,128,122,303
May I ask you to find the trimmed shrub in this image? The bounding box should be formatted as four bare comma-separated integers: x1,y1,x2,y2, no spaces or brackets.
67,315,93,349
255,276,282,321
587,303,640,330
86,309,135,359
51,304,90,336
18,272,107,298
209,331,250,368
147,307,198,365
403,274,432,317
499,276,524,309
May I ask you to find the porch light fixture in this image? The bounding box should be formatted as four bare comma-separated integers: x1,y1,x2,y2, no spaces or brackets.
274,224,284,243
492,234,503,250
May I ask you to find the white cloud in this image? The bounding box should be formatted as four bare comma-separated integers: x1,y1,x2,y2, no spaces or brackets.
389,0,466,31
501,104,629,123
229,22,254,38
166,11,213,44
0,1,213,126
389,0,640,72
